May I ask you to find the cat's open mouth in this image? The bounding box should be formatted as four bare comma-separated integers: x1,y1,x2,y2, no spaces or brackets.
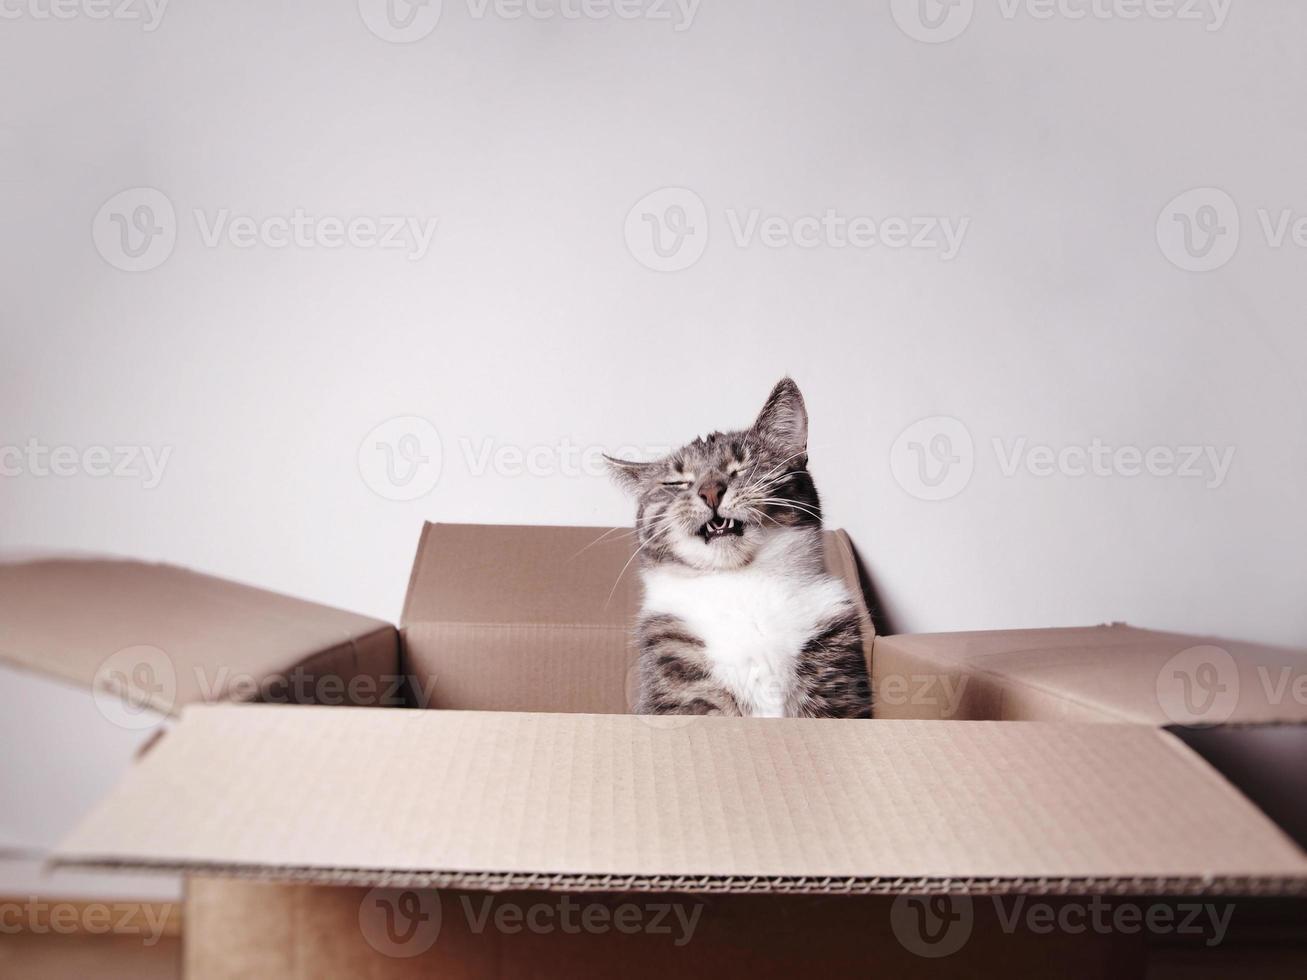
697,517,744,542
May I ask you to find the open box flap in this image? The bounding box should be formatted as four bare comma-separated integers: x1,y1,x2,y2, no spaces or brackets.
0,558,398,714
399,524,874,713
53,704,1307,895
872,625,1307,725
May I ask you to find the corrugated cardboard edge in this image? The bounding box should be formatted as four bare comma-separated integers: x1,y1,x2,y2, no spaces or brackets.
51,861,1307,898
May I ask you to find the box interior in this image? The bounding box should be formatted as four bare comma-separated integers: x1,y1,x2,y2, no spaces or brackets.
399,523,873,713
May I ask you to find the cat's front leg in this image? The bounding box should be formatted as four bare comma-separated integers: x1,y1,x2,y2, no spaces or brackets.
791,609,873,719
634,613,742,716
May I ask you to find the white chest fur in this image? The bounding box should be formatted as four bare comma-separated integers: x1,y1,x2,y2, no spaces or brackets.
639,534,851,717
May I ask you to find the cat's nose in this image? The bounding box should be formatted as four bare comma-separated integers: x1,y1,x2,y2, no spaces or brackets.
698,480,726,511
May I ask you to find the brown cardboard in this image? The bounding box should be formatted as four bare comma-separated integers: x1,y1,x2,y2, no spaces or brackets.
16,525,1307,978
0,558,399,713
871,625,1307,725
400,523,874,713
53,704,1307,893
183,877,1150,980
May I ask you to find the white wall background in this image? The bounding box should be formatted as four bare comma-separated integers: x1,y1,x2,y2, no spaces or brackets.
2,1,1305,704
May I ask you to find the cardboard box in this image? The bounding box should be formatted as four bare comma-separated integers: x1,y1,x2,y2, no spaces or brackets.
0,556,399,904
4,525,1306,977
54,705,1307,887
0,556,400,715
49,707,1307,977
870,625,1307,725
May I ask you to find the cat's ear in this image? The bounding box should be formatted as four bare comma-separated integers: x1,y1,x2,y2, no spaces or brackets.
751,377,808,460
603,454,658,495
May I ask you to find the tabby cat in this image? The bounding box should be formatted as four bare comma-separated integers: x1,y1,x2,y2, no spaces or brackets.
606,378,872,718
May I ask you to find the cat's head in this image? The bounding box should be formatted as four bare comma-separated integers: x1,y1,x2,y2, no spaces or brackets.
606,378,822,572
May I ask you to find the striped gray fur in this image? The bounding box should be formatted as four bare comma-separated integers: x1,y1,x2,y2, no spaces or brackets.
607,378,872,719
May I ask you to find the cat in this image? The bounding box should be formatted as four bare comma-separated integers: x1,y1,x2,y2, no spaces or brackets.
606,378,872,719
